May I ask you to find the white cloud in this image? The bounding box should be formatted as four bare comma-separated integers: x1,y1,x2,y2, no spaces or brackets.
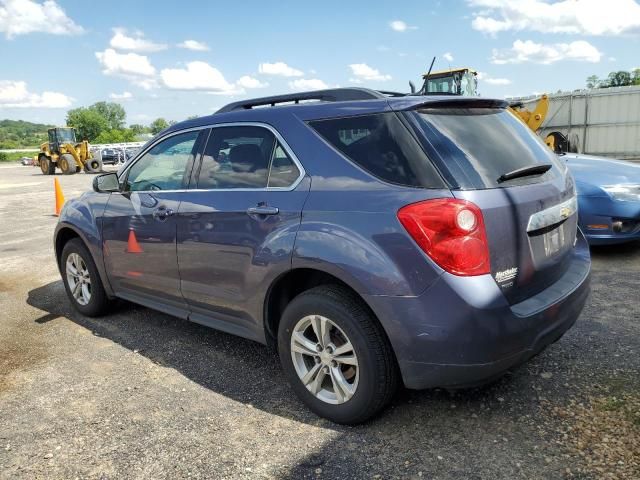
469,0,640,36
477,72,512,85
96,48,156,77
443,52,454,62
0,0,84,39
177,39,209,51
491,39,602,64
237,75,268,89
0,80,72,108
95,49,158,90
161,61,239,94
258,62,303,77
110,28,167,53
288,78,329,91
389,20,417,32
348,63,392,82
109,91,133,100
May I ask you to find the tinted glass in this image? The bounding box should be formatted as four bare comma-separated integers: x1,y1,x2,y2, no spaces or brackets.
268,143,300,188
411,108,559,189
125,130,199,192
198,126,275,189
309,113,443,188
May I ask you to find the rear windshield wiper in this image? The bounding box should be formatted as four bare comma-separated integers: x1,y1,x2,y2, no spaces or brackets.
497,164,552,183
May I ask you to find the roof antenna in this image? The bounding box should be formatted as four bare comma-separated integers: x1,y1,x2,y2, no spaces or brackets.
419,56,436,95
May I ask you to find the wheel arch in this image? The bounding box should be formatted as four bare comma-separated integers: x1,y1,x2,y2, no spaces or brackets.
263,268,397,364
54,223,115,298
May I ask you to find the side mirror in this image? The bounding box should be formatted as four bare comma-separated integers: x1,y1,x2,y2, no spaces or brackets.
93,172,120,193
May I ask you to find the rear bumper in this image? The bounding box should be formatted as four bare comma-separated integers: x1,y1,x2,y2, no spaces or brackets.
364,232,591,390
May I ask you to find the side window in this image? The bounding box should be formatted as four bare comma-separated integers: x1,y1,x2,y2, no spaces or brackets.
268,143,300,188
309,113,442,188
125,130,200,192
197,126,275,189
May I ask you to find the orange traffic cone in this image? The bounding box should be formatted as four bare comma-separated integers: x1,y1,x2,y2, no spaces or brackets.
126,229,143,253
54,178,65,216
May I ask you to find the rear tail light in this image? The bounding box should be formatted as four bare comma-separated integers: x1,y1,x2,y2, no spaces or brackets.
397,198,490,276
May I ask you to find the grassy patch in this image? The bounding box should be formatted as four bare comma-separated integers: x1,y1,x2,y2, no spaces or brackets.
0,151,38,162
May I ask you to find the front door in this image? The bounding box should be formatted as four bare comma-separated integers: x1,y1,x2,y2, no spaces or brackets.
177,124,309,339
102,129,206,316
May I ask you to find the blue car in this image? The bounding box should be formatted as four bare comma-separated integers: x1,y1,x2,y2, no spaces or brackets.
564,153,640,245
55,88,590,423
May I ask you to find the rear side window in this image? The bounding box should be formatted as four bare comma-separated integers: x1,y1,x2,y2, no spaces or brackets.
309,113,444,188
197,126,301,189
198,126,275,189
411,108,560,189
268,144,300,188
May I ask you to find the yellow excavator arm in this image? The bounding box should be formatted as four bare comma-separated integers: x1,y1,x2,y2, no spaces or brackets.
509,94,548,132
508,94,557,150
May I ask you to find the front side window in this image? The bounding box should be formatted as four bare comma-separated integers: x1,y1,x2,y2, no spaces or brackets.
125,130,200,192
309,113,443,188
197,126,300,189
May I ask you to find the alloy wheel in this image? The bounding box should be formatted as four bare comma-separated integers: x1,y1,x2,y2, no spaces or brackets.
290,315,359,405
65,253,92,306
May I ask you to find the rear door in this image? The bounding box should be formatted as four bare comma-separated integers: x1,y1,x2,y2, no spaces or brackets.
176,124,309,338
102,129,206,315
408,107,577,304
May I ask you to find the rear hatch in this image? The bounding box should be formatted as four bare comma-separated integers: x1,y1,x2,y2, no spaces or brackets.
407,104,577,304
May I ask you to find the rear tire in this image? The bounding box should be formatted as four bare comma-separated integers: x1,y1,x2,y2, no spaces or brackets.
84,157,103,173
60,238,111,317
39,155,55,175
278,285,398,424
59,154,76,175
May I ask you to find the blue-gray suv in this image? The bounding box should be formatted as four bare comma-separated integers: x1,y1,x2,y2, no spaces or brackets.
55,88,591,424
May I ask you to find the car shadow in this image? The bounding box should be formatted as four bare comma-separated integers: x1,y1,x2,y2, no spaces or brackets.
27,280,562,476
590,240,640,259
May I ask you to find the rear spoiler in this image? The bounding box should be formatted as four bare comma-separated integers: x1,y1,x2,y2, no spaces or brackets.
400,98,509,111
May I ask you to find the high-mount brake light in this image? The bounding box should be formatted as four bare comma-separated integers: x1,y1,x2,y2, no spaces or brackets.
397,198,490,276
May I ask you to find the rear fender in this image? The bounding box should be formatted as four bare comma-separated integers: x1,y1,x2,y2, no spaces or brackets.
292,216,442,297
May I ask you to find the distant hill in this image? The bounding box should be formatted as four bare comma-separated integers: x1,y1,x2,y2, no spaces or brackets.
0,119,53,149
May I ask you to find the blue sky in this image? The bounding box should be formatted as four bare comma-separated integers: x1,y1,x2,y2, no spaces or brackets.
0,0,639,126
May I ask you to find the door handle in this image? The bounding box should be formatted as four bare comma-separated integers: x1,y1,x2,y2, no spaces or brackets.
246,205,279,216
152,206,175,221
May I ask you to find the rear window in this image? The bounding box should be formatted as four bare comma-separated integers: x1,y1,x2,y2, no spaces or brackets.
309,113,444,188
411,108,560,189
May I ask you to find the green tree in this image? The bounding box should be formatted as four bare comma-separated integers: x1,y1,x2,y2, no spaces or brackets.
632,69,640,86
586,75,600,89
606,71,632,87
129,123,146,135
91,101,126,130
94,128,137,144
66,108,109,141
150,118,169,135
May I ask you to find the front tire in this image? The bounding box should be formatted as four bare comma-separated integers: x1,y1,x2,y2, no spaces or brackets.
61,238,110,316
59,154,76,175
278,285,398,424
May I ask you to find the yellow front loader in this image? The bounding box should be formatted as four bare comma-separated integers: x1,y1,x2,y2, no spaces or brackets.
36,127,102,175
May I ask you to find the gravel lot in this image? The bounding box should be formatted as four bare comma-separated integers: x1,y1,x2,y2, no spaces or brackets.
0,164,638,479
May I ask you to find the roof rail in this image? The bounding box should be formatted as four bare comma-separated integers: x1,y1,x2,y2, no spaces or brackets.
216,88,389,113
